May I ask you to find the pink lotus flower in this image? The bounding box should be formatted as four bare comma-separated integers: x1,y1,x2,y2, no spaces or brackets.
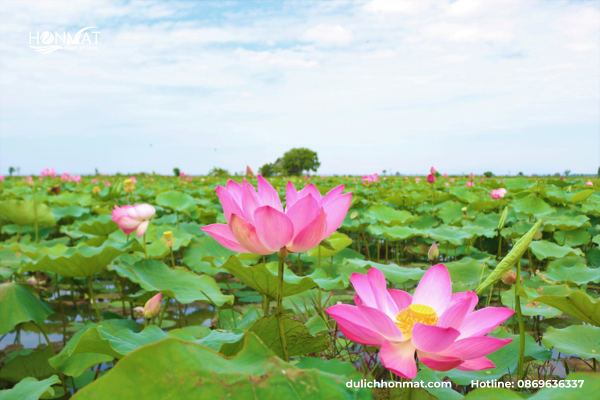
427,174,436,184
585,181,593,186
466,182,473,187
61,172,69,182
201,178,205,182
69,175,81,183
201,175,352,255
180,172,185,178
111,204,156,238
405,177,409,181
362,173,379,186
41,168,56,178
490,188,507,200
326,265,514,379
305,174,309,180
91,179,98,183
26,176,33,187
130,176,137,183
105,181,111,186
445,182,449,186
0,176,4,182
415,177,421,182
430,167,437,174
143,292,162,319
450,178,454,183
443,173,448,178
383,177,387,180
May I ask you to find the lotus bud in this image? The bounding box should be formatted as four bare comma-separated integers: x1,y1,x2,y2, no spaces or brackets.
162,230,174,247
143,292,162,319
92,186,101,194
26,176,34,187
469,173,474,181
426,174,436,184
430,166,437,174
501,270,522,285
124,178,135,193
443,173,448,178
428,242,439,262
462,206,468,217
246,166,254,179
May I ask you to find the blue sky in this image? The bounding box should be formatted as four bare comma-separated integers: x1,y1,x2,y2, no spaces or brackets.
0,0,599,176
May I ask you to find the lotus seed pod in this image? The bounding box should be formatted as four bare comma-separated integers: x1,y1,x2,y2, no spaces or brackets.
501,270,522,285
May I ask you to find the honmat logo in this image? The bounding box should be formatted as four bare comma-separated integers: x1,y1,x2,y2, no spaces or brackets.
29,27,101,54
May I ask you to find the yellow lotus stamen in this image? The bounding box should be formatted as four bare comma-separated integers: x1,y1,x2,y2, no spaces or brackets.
395,304,438,339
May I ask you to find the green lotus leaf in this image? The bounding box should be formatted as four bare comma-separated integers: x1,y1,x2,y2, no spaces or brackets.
426,226,473,246
533,291,600,326
246,315,329,359
155,190,198,217
109,259,234,306
476,220,542,295
77,214,118,236
449,187,471,203
572,189,595,203
545,262,600,284
503,178,532,190
218,256,347,298
48,192,93,206
146,225,193,258
501,221,534,240
445,257,490,287
512,197,555,217
296,357,359,378
542,325,600,361
553,227,591,247
0,375,60,400
0,348,57,383
543,214,591,231
437,201,465,223
308,233,353,258
20,239,142,278
501,290,563,318
0,283,54,335
48,319,139,377
529,240,583,260
545,189,573,204
363,205,415,226
0,200,56,227
0,249,33,270
51,205,89,220
367,225,426,241
183,235,239,269
340,259,425,284
71,332,369,400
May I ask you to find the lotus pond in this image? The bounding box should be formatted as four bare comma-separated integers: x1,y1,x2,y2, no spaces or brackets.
0,173,599,399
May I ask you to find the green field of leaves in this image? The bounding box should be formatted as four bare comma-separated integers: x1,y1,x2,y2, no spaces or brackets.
1,172,599,399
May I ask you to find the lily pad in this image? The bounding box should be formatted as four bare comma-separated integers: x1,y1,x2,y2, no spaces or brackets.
0,375,60,400
542,325,600,361
529,240,583,260
0,200,56,227
308,233,353,258
0,283,54,335
363,205,415,226
339,259,425,284
533,291,600,326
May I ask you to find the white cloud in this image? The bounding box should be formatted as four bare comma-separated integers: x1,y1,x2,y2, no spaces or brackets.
362,49,397,59
364,0,431,15
303,24,352,44
420,22,512,44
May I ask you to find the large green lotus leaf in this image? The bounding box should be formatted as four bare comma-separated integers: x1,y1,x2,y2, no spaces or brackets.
533,291,600,326
545,263,600,284
246,315,329,359
20,239,142,278
512,197,555,217
51,205,89,220
460,225,497,239
0,200,56,227
503,177,532,190
471,212,503,230
340,259,425,284
416,369,463,400
308,233,353,258
72,332,369,400
0,375,60,400
425,226,472,246
553,227,591,247
367,225,425,241
0,248,33,270
48,192,93,206
544,214,591,231
341,215,372,232
543,325,600,361
70,325,213,359
296,357,359,378
0,283,54,335
10,243,68,258
0,348,57,383
445,258,490,287
501,221,534,239
109,259,233,306
437,201,465,223
218,256,347,298
97,181,123,201
586,247,600,268
545,189,573,204
363,205,415,226
436,331,551,385
197,330,245,354
282,289,337,314
77,214,118,236
449,187,471,203
582,202,600,216
501,290,563,318
48,319,139,377
464,372,599,399
572,189,595,203
155,190,198,217
184,235,239,269
529,240,583,260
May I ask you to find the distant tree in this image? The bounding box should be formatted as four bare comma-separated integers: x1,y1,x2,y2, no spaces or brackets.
95,168,99,176
173,168,180,177
259,163,280,178
8,167,15,176
483,171,493,178
597,167,599,177
208,167,229,177
395,172,400,176
382,170,387,175
518,172,524,176
564,169,571,177
281,148,320,176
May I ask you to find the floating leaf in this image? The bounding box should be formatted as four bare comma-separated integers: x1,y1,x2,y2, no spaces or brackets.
340,259,425,284
0,283,54,335
533,291,600,326
572,189,595,203
363,205,416,226
542,325,600,361
0,375,60,400
529,240,583,260
308,233,352,258
0,200,56,227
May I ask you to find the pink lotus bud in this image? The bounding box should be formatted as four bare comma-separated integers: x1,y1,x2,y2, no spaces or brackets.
443,173,448,178
466,182,473,187
180,172,185,178
490,190,499,200
383,177,387,180
445,182,449,186
246,166,254,178
430,166,436,174
450,178,454,183
0,176,5,182
404,177,409,180
305,174,309,180
415,177,421,182
428,242,439,262
497,188,507,198
130,176,137,183
61,172,69,182
426,174,436,184
143,292,162,319
91,179,98,183
585,181,593,186
469,173,474,181
111,203,156,238
105,181,111,186
201,178,205,181
26,176,34,187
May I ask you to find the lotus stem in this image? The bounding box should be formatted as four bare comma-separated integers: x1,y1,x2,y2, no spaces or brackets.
143,233,148,259
31,184,39,243
431,184,435,217
88,276,102,322
32,321,68,395
158,296,169,328
497,231,502,260
515,260,525,381
277,254,289,361
54,273,67,346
